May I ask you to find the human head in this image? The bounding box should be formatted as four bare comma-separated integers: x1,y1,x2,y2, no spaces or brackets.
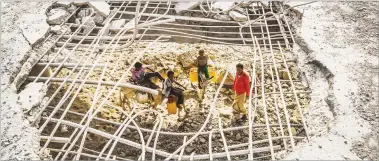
199,49,204,57
134,62,143,70
236,63,244,74
167,71,175,80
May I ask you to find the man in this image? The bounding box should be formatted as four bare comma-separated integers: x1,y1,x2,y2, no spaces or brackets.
163,71,187,118
132,62,164,89
232,63,250,121
195,49,213,89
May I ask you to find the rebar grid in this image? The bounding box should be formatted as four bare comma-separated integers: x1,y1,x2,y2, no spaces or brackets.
28,1,310,160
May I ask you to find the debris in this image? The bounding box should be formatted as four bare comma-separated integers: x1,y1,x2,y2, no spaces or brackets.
175,2,199,14
17,13,50,46
47,8,69,25
73,1,88,6
178,51,196,68
185,147,195,153
67,4,77,13
61,125,68,133
53,48,78,63
213,14,232,21
88,1,110,17
212,2,235,13
77,9,92,19
236,133,242,141
17,82,47,113
282,83,289,88
94,14,105,25
200,137,206,143
287,102,296,109
229,11,247,22
124,18,136,29
81,16,95,35
54,1,72,8
109,19,127,32
240,1,251,7
50,25,61,34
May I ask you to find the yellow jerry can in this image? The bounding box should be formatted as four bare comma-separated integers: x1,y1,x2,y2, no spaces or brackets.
167,96,177,114
189,67,217,83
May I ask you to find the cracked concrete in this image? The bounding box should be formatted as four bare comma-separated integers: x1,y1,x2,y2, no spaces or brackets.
282,1,379,160
1,1,53,160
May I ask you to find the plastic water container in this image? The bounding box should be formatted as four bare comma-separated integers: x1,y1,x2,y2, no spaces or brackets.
136,92,149,104
167,96,177,114
189,67,217,83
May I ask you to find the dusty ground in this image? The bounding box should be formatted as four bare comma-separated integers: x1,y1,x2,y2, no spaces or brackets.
283,1,379,160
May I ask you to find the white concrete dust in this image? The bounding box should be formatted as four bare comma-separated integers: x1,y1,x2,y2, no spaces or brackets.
1,1,53,160
283,1,379,160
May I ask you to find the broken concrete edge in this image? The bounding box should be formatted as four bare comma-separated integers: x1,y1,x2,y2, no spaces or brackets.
228,11,247,22
273,2,378,160
18,13,51,48
1,2,60,160
175,1,200,14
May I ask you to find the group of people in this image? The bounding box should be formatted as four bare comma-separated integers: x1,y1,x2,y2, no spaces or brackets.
131,49,251,121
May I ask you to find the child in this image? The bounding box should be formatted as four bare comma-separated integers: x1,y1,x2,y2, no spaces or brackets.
196,49,213,89
163,71,187,118
132,62,164,88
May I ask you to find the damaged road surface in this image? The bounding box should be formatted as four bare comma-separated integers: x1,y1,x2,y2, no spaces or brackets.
1,1,378,160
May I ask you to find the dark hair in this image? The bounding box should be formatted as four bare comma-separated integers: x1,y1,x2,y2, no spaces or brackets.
167,70,174,76
199,49,204,54
236,63,243,69
135,62,142,69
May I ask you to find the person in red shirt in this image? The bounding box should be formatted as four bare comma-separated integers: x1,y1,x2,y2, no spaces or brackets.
232,63,250,121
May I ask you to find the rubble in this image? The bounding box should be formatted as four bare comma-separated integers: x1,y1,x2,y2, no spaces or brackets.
66,4,77,13
212,2,235,13
213,14,232,21
73,1,88,6
119,18,134,30
229,11,247,22
175,2,199,14
81,16,96,35
50,25,61,34
51,48,78,63
94,14,105,25
77,8,92,19
47,8,69,25
54,1,72,8
88,1,110,17
17,82,47,113
17,13,50,46
109,19,126,32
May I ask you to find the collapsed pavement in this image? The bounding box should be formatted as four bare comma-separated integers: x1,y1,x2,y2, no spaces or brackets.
1,1,378,160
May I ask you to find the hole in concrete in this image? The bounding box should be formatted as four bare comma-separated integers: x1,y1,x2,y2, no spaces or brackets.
27,1,311,160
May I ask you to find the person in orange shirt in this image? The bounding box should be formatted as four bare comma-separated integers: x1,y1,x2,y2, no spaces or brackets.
232,63,250,121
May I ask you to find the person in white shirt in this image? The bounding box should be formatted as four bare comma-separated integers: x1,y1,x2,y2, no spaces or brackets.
163,71,187,117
